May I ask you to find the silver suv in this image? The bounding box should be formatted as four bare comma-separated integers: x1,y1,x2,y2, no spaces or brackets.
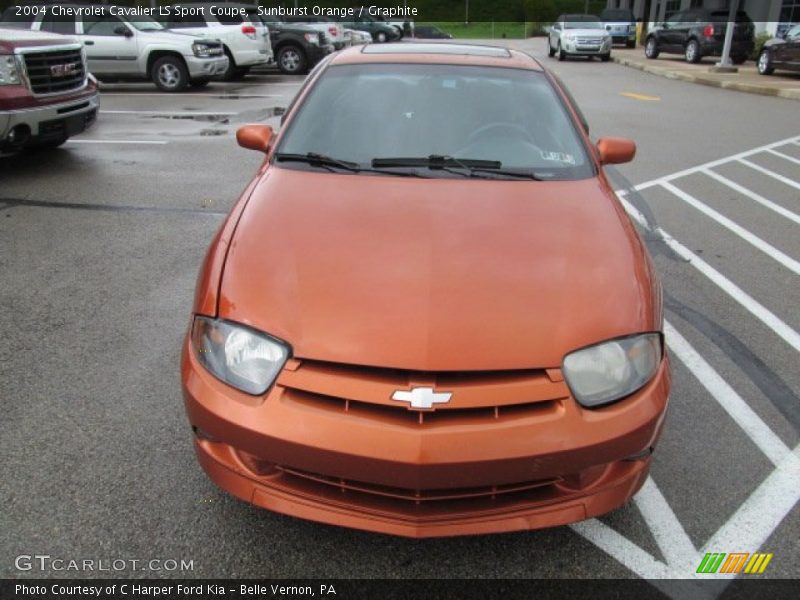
548,14,612,62
600,7,637,48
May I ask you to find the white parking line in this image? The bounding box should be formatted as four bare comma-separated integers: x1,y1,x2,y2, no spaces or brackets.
739,158,800,191
99,93,284,97
66,139,168,145
766,148,800,166
630,134,800,192
700,445,800,569
665,321,791,466
616,193,800,353
660,181,800,276
702,169,800,226
633,477,696,569
660,229,800,352
101,110,237,116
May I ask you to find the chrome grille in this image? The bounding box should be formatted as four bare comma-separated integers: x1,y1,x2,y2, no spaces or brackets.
22,47,86,96
575,37,603,45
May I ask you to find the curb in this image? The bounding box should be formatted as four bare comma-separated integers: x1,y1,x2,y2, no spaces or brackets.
612,56,800,101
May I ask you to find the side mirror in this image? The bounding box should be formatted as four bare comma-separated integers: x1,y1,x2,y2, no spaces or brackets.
596,137,636,165
114,25,132,37
236,124,274,153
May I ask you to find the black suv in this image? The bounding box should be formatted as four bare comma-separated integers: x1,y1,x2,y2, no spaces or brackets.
644,9,754,64
243,8,334,75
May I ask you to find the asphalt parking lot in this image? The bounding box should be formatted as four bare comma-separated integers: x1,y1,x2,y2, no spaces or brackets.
1,39,798,592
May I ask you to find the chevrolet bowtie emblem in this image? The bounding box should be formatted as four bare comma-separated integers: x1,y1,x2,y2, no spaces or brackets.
391,387,452,410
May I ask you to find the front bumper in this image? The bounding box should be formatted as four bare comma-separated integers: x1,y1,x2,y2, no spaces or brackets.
563,40,612,56
231,48,273,68
699,39,754,57
185,55,229,78
182,337,670,537
1,86,98,150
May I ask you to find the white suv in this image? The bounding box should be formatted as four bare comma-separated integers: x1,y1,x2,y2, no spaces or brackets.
12,4,228,92
161,3,272,80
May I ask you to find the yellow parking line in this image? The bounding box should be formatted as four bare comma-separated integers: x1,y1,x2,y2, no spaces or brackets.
620,92,661,101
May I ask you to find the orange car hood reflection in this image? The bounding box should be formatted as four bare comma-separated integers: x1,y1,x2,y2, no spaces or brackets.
218,167,657,370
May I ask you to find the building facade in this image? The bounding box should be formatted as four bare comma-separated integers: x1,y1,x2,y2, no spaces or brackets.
605,0,798,36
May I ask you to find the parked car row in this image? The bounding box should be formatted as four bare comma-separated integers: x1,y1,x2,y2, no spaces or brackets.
0,1,360,89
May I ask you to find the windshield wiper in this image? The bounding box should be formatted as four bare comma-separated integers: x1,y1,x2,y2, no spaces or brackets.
372,155,545,181
275,152,428,177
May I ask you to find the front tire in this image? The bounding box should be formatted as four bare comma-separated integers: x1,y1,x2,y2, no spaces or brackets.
547,38,556,57
731,54,747,65
757,49,774,75
375,31,388,43
644,36,659,59
558,41,566,61
601,52,611,62
277,45,307,75
626,39,636,49
221,49,238,81
151,56,189,92
685,39,701,63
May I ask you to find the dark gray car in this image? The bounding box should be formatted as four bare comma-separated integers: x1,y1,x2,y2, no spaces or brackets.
644,8,754,64
758,24,800,75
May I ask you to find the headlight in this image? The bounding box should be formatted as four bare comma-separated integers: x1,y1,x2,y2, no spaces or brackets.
192,43,213,57
562,334,662,408
191,317,289,395
0,55,21,86
304,32,320,45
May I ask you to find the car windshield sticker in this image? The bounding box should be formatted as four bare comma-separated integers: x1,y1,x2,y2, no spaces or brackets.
540,150,576,164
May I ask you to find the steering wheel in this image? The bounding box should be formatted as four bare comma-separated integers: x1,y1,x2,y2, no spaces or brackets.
468,122,534,144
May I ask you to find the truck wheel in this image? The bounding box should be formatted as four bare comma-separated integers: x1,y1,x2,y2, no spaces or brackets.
547,38,555,57
277,45,307,75
221,49,240,81
558,41,566,61
33,137,68,150
231,67,250,81
644,36,659,59
757,49,774,75
685,39,701,63
731,54,747,65
601,53,611,62
375,31,388,43
152,56,189,92
626,39,635,49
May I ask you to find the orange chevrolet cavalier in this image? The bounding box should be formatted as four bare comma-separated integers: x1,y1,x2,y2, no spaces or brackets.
182,43,670,537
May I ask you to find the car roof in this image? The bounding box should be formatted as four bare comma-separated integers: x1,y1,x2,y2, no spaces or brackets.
331,43,543,71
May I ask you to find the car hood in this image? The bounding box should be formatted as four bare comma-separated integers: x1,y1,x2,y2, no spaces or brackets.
146,29,214,43
218,167,658,371
563,28,608,36
763,37,787,48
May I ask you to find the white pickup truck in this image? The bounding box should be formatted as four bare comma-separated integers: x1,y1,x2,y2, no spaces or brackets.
4,4,228,91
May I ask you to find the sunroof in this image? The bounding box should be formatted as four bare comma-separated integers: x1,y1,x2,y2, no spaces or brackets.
361,43,512,58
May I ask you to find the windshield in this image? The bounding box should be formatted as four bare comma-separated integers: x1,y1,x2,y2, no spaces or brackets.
565,20,604,29
276,64,593,180
129,17,163,31
600,9,633,21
